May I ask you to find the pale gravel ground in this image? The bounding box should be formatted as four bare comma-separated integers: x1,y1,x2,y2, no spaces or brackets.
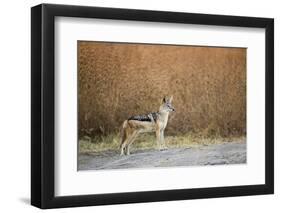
78,141,246,170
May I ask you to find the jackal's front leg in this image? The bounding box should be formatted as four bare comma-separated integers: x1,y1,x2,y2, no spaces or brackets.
160,130,168,150
156,129,161,151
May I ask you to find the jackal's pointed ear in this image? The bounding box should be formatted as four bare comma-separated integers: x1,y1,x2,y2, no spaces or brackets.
162,96,167,103
169,95,173,102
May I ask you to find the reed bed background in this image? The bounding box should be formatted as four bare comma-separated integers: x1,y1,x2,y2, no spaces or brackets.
78,41,246,142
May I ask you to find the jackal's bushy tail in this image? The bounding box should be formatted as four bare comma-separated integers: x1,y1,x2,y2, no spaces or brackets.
119,120,128,148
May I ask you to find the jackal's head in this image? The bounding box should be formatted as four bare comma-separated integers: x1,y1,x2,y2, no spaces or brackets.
159,96,175,113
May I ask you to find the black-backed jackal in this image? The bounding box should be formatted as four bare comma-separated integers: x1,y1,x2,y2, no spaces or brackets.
120,96,175,155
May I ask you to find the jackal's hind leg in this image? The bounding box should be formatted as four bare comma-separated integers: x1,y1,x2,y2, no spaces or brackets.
126,131,139,155
120,130,137,156
120,132,129,156
120,142,127,156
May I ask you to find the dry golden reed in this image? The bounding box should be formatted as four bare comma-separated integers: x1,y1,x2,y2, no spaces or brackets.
78,41,246,138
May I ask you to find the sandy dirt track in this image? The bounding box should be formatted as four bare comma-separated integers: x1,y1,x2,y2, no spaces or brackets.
78,141,246,170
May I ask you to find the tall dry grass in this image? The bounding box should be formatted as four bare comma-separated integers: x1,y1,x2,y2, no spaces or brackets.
78,41,246,138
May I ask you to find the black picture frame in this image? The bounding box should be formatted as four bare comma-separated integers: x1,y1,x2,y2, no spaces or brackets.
31,3,274,209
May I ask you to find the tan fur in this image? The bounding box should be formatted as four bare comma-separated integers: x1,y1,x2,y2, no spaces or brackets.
120,96,174,155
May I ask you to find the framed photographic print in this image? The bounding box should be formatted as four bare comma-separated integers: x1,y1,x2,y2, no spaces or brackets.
31,3,274,209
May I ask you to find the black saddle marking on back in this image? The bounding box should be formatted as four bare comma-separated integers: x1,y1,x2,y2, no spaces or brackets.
150,112,158,122
128,112,158,122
